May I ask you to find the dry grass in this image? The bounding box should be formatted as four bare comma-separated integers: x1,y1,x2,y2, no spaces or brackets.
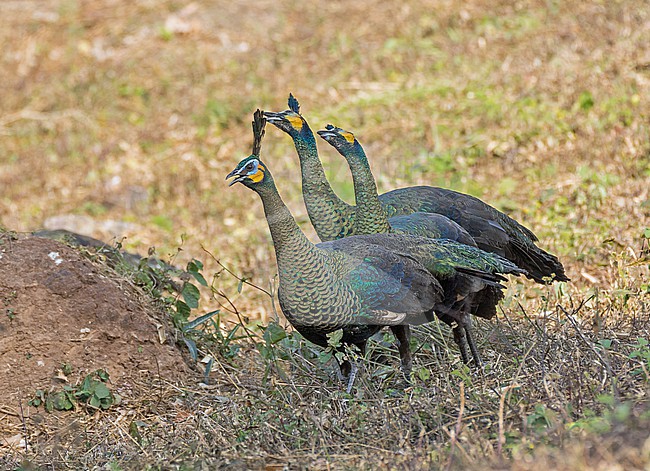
1,0,649,469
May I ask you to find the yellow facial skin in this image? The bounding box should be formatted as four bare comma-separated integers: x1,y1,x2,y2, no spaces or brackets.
249,164,265,183
340,131,355,143
286,115,303,131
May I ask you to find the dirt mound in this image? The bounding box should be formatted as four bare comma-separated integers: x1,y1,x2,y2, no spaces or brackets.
0,234,192,413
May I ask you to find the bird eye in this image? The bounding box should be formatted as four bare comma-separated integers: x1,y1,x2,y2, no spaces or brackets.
245,163,254,171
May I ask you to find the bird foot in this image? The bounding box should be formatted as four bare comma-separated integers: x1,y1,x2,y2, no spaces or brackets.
400,361,413,384
336,358,351,381
336,357,360,393
346,362,359,394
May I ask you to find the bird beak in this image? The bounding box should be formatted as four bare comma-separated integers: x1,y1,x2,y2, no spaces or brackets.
225,167,246,186
317,129,337,140
262,111,285,123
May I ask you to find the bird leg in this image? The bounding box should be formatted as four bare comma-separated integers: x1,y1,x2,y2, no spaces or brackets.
346,361,359,394
452,325,471,364
463,323,483,366
390,325,412,380
334,358,358,393
455,297,483,367
338,358,352,379
336,341,366,392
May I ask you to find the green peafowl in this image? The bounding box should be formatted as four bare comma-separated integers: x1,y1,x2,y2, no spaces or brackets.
317,124,499,364
316,125,477,245
228,110,527,380
263,95,356,241
263,95,568,284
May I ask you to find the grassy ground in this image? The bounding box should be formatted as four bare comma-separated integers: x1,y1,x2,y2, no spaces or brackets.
1,0,649,469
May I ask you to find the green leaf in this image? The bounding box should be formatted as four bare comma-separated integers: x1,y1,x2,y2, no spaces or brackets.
175,300,191,319
79,376,94,397
327,329,344,348
417,367,431,381
51,391,74,411
190,271,208,286
184,310,219,331
96,369,110,382
256,343,272,360
187,260,208,286
187,259,204,272
598,339,612,349
318,351,333,364
89,395,101,408
263,322,287,345
184,337,198,361
181,283,201,309
93,383,111,399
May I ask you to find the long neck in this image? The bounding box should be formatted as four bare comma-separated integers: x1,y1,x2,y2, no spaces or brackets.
345,146,391,234
295,132,335,200
256,183,317,264
293,128,356,241
254,178,357,332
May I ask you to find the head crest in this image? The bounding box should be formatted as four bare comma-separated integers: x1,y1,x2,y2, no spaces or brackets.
252,109,266,156
288,93,300,114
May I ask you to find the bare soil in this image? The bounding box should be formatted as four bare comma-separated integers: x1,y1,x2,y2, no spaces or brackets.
0,234,191,431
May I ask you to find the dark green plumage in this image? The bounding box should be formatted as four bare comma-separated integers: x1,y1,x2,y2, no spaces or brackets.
228,110,527,374
263,100,357,241
317,124,477,248
387,213,476,246
323,232,525,364
227,155,440,361
317,123,569,284
264,96,567,283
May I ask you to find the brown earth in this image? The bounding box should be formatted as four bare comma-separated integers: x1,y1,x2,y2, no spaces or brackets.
0,233,192,426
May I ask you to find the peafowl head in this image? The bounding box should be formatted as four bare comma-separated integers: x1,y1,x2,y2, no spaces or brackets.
263,93,313,141
226,155,271,189
317,124,364,159
226,109,272,189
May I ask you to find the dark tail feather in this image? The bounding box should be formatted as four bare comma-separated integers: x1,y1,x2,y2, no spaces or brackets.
470,286,504,320
454,266,508,285
509,239,569,284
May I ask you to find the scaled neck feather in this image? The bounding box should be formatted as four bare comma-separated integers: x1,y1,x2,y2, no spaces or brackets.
345,146,391,234
255,182,327,271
